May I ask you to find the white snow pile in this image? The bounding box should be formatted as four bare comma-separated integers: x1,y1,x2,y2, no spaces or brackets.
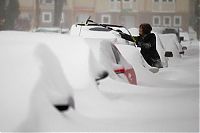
0,31,199,132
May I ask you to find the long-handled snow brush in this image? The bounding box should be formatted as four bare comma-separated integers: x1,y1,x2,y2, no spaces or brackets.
85,16,137,44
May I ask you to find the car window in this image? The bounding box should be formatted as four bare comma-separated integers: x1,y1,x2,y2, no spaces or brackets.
111,45,121,64
89,27,111,31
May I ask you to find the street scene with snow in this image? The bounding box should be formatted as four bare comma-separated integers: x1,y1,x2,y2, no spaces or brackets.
0,0,199,132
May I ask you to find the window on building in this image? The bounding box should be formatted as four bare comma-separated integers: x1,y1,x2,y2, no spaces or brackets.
159,0,175,2
174,16,182,27
153,16,161,26
110,0,121,1
101,15,111,24
168,0,174,3
42,12,52,23
163,16,171,26
123,0,133,9
154,0,160,3
110,0,121,11
45,0,53,4
40,0,53,4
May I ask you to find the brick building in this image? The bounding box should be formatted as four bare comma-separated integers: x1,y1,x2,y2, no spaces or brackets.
18,0,192,32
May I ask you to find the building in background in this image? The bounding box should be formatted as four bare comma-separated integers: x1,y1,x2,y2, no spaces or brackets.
17,0,193,33
95,0,190,31
189,0,200,39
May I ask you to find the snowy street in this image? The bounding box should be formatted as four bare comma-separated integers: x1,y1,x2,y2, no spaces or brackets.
0,31,199,132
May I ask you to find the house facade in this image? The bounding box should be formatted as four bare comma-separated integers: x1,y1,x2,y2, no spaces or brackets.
18,0,191,32
17,0,73,30
95,0,190,31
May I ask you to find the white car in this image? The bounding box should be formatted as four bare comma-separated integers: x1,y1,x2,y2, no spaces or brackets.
70,23,138,85
0,31,112,131
159,33,183,58
180,32,191,48
85,38,137,85
70,23,133,46
152,27,186,56
70,23,159,73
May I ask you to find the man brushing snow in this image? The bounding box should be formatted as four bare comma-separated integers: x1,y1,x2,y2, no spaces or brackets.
119,23,163,68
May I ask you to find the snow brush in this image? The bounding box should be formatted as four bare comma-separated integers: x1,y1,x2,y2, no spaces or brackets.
85,17,137,45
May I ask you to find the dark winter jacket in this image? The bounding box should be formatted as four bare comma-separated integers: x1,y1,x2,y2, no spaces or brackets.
119,32,162,67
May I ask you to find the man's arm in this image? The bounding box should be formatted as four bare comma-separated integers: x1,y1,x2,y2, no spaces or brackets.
119,32,137,42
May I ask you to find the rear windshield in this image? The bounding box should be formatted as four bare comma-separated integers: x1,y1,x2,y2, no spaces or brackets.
89,27,111,32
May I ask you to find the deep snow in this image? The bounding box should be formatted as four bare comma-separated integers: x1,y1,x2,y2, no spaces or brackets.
0,31,199,132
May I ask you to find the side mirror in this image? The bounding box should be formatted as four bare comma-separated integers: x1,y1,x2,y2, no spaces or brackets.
54,97,75,112
182,46,187,51
95,71,109,82
165,51,173,57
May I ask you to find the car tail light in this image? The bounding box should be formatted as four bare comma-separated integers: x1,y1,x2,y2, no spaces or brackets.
125,68,137,85
114,68,125,74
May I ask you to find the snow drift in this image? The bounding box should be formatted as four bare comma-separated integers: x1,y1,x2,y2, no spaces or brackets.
0,31,199,132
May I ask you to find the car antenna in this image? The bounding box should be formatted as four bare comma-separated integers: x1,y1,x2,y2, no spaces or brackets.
79,16,91,36
85,16,91,25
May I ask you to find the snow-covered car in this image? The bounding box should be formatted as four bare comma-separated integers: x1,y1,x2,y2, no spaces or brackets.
70,23,138,84
180,32,191,48
0,31,110,131
85,38,137,85
70,23,160,73
159,33,184,58
70,23,134,46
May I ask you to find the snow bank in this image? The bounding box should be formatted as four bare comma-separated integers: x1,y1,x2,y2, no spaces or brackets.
0,31,102,131
0,31,198,132
0,40,40,131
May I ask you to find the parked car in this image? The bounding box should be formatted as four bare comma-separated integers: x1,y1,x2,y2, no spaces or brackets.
0,31,112,130
159,33,183,58
180,32,191,49
70,23,159,73
85,38,137,85
162,28,181,42
70,23,135,46
70,23,138,84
